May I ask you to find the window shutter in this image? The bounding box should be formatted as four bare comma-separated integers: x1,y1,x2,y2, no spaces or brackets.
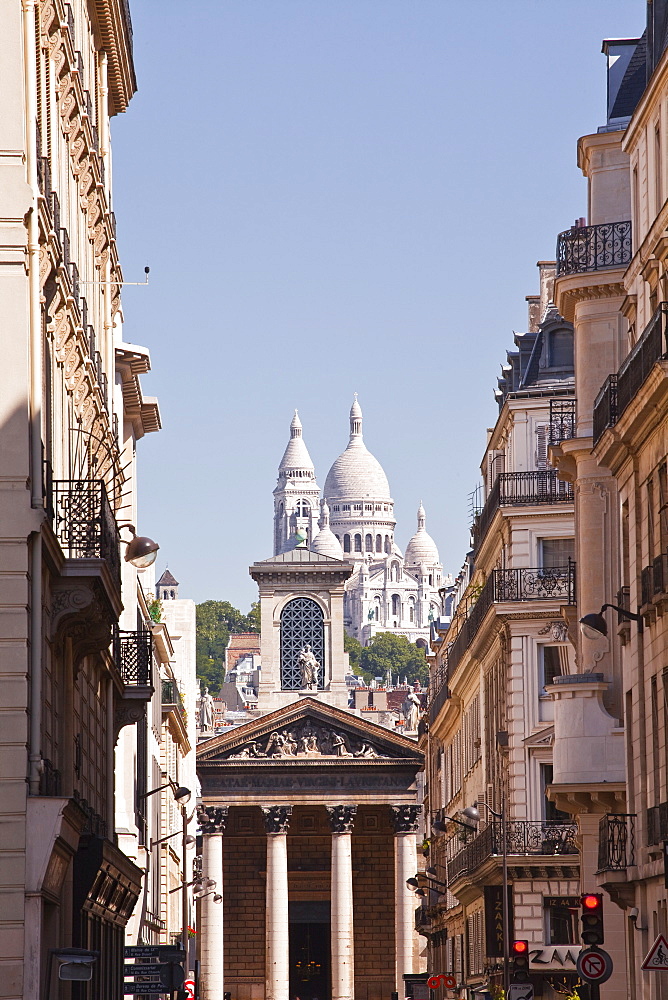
536,424,548,470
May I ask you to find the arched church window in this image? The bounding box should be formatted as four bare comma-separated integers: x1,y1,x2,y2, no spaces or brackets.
365,534,373,552
392,594,401,617
343,534,351,553
374,598,380,621
376,534,382,553
279,502,284,516
429,574,433,586
354,534,362,552
385,535,391,554
296,499,310,517
280,598,324,690
409,597,415,623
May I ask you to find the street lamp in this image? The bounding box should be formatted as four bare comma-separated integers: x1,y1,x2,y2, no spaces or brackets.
431,813,477,835
140,782,192,804
151,830,196,850
580,602,643,638
119,523,160,568
463,801,509,996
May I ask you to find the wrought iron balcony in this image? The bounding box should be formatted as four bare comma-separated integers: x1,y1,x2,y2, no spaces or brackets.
597,814,635,871
556,220,632,276
51,480,120,585
114,626,152,687
592,375,618,446
448,820,578,882
549,399,576,445
473,470,573,550
445,564,576,680
594,303,668,446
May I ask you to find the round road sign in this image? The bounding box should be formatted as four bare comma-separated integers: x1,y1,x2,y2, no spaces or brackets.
576,947,613,984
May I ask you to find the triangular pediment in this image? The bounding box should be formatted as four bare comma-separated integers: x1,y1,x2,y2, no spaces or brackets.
197,698,423,765
253,549,347,566
523,725,555,748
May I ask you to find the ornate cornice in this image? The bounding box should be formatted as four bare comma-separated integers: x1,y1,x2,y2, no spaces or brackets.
199,806,229,834
263,805,292,835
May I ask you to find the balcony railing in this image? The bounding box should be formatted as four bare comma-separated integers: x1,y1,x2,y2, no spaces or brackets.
616,586,630,624
51,480,120,585
448,820,578,882
114,627,152,686
473,470,574,550
446,564,576,680
592,375,618,446
594,303,668,446
597,814,635,871
162,679,187,724
549,399,576,445
556,220,632,276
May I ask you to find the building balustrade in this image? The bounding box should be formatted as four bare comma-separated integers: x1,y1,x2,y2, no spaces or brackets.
51,479,121,585
549,398,576,445
444,563,576,680
556,220,632,276
473,470,573,551
593,303,668,445
597,814,635,871
114,626,152,687
448,820,578,882
162,678,187,719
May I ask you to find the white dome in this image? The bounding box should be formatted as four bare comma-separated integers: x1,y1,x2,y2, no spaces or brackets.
404,503,440,567
278,410,315,476
324,397,392,501
310,499,344,559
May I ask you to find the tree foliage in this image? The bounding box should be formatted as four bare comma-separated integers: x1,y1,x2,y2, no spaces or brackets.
196,600,260,692
358,632,428,686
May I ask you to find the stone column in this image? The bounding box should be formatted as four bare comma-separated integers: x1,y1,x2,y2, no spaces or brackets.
199,806,228,1000
391,805,422,992
263,806,292,1000
327,805,357,1000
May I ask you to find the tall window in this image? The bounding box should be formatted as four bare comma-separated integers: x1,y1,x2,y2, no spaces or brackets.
280,598,324,690
295,499,310,517
384,535,391,554
392,594,401,618
541,764,570,821
656,123,663,214
376,534,382,553
540,538,575,568
549,328,574,367
343,534,351,553
365,533,373,552
354,533,362,552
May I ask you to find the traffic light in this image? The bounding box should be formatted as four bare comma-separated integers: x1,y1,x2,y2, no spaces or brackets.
511,940,530,983
580,893,604,945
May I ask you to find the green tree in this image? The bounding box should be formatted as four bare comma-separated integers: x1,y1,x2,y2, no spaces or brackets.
359,632,428,687
196,599,260,692
344,633,370,682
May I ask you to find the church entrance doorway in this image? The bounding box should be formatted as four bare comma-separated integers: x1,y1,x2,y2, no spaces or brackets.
289,901,330,1000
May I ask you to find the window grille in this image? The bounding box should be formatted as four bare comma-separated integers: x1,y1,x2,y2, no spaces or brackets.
280,598,325,690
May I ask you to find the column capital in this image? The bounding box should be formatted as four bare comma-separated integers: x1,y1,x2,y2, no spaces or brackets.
390,804,421,834
263,805,292,834
199,805,229,833
327,804,357,833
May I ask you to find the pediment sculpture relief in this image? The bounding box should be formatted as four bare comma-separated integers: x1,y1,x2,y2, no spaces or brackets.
228,719,390,760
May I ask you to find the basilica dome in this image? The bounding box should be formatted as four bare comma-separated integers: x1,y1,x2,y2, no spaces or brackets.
310,500,344,559
324,396,392,502
404,503,440,567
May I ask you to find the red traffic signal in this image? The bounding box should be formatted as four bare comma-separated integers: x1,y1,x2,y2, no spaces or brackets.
580,893,604,945
511,940,530,983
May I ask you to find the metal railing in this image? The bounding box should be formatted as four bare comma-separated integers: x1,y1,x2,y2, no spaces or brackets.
446,564,576,680
473,470,573,550
653,553,668,596
592,375,618,445
616,586,630,624
556,220,632,276
549,399,576,445
114,627,152,686
51,480,120,585
448,820,578,882
597,814,635,871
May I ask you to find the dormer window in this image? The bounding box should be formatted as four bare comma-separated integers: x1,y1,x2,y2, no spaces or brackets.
548,328,573,367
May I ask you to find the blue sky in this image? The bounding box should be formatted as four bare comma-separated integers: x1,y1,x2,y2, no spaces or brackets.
112,0,639,610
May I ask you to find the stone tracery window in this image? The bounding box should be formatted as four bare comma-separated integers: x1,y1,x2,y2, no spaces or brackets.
280,598,325,690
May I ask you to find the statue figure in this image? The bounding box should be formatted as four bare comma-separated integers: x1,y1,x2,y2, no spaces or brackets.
403,690,421,731
298,644,320,690
331,733,350,757
265,731,287,757
199,686,215,731
354,743,379,759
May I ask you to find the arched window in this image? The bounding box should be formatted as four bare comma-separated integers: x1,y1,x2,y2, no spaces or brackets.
409,598,415,622
343,534,351,553
296,499,310,517
429,574,433,586
354,534,362,552
365,534,373,552
376,534,382,553
279,502,284,516
392,594,401,617
385,535,391,554
280,597,324,690
374,598,380,621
